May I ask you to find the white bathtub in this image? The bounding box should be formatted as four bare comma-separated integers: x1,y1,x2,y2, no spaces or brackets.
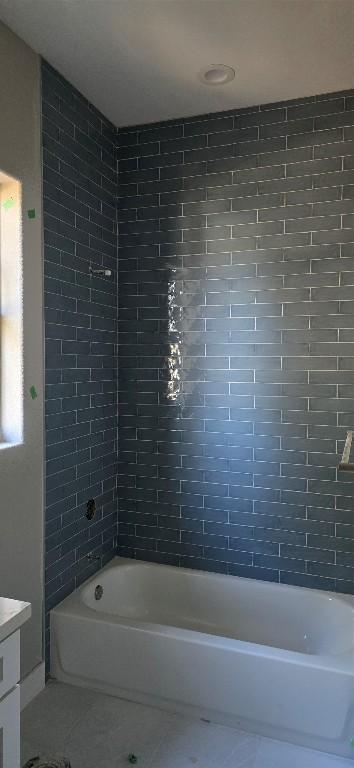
50,557,354,758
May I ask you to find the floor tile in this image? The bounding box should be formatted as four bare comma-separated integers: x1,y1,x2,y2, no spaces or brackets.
21,682,354,768
152,717,256,768
254,737,354,768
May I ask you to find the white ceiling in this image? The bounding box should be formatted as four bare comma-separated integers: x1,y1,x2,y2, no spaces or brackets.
0,0,353,128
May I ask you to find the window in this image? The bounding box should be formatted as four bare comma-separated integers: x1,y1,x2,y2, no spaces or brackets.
0,170,23,445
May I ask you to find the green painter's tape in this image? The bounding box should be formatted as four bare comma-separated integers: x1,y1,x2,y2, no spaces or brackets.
29,385,38,400
27,208,36,219
3,197,15,210
350,738,354,748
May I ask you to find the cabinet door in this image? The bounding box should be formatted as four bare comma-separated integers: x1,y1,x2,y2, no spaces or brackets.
0,632,20,701
0,685,20,768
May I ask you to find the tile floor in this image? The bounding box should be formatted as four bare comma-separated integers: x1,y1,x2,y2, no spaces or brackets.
21,681,353,768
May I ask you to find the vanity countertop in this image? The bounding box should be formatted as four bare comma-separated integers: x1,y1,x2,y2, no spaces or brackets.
0,597,31,643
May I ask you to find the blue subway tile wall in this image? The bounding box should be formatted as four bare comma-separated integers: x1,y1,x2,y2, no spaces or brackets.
117,90,354,595
42,60,118,665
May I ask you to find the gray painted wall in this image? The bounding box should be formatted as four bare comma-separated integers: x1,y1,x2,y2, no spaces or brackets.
0,21,44,676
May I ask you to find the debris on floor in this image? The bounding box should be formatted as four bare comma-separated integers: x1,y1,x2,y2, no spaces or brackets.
128,754,138,764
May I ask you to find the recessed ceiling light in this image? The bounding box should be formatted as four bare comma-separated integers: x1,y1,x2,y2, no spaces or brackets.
199,64,236,86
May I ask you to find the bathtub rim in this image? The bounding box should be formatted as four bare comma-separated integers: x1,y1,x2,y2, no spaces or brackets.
50,557,354,673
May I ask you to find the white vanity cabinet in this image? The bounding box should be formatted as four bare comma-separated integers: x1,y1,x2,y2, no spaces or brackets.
0,599,31,768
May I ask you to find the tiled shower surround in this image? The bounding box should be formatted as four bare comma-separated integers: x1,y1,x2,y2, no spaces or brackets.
117,90,354,594
42,61,118,663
